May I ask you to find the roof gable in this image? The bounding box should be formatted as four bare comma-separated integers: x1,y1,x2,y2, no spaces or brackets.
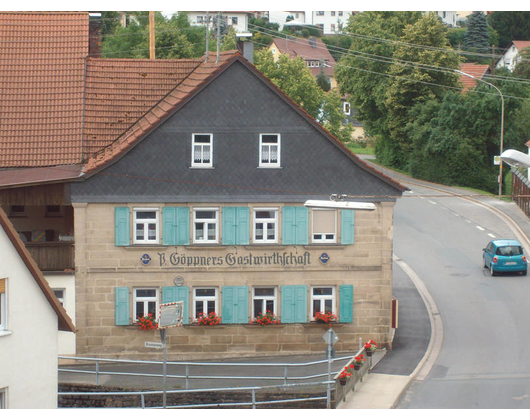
459,63,491,91
0,206,76,332
74,56,406,201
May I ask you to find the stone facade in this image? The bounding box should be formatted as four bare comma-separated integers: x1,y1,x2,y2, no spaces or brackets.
73,201,395,360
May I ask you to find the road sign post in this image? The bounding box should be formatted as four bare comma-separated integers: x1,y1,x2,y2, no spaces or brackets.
322,328,338,409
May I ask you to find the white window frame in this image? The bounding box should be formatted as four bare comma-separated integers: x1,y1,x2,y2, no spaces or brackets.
133,288,159,321
53,288,65,307
343,101,351,116
191,133,213,168
133,208,160,244
312,209,337,243
311,286,336,318
252,287,277,318
193,208,219,244
0,279,6,332
259,134,281,168
0,388,6,409
193,287,219,320
253,208,278,244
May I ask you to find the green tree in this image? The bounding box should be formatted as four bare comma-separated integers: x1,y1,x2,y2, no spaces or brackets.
487,11,530,48
383,13,461,166
253,49,324,118
316,65,331,92
318,89,354,143
464,11,490,54
321,35,353,61
335,11,422,145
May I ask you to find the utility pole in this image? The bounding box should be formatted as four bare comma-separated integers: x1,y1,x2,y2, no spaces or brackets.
216,11,221,63
149,11,155,59
205,11,210,62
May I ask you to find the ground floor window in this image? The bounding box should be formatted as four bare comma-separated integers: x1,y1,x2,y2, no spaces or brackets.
0,388,6,409
252,287,276,317
311,286,335,318
193,287,218,319
134,288,159,320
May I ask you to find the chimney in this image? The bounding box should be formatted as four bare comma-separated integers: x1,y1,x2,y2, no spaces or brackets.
236,34,254,63
88,12,102,58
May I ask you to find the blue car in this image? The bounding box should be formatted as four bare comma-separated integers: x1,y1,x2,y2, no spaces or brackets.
483,239,527,276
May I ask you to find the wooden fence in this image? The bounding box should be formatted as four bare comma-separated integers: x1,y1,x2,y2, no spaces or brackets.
511,169,530,218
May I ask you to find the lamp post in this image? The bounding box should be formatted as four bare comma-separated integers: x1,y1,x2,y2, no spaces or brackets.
456,70,505,200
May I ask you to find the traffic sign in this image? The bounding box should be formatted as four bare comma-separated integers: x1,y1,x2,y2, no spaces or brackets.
145,341,165,349
322,328,339,346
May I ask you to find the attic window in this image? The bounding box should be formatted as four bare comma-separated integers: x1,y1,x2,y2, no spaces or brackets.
259,134,281,168
9,205,26,218
192,134,213,168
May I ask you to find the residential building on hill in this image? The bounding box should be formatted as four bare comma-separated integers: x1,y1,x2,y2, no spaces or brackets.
496,40,530,71
458,63,491,92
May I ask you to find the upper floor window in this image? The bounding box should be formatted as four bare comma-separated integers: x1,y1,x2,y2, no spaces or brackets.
343,101,351,115
197,16,204,24
134,288,159,321
316,11,324,16
311,286,335,318
194,208,219,243
259,134,280,167
232,16,238,25
312,209,337,243
253,208,278,243
192,134,213,168
338,11,343,16
331,11,336,16
134,208,159,244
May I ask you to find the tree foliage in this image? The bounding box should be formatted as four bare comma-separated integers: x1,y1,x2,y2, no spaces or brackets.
487,11,530,49
463,11,490,54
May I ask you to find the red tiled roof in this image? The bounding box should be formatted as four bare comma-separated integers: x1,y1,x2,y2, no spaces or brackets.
0,12,89,168
512,41,530,51
271,37,336,78
83,58,202,157
459,63,491,92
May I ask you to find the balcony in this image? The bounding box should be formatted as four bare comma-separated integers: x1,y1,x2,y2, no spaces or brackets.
25,241,75,272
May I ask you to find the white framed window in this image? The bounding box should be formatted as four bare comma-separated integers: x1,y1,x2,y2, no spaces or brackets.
0,279,6,332
311,286,335,318
193,208,219,243
133,208,159,244
259,134,280,167
253,208,278,243
331,11,336,16
192,133,213,167
316,11,324,16
343,101,351,115
312,209,337,243
193,288,218,320
133,288,159,321
252,287,277,318
232,16,238,25
331,23,336,32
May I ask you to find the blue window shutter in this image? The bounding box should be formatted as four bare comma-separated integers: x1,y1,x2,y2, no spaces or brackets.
115,207,130,246
283,207,308,245
341,209,355,245
163,207,190,245
339,285,354,323
295,207,309,245
281,285,307,323
222,286,248,324
115,287,130,325
176,207,190,245
162,207,177,245
236,207,250,245
222,207,236,245
282,207,296,245
223,207,249,245
162,286,189,325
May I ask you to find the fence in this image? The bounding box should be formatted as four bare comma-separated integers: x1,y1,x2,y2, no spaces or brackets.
58,350,376,409
511,169,530,217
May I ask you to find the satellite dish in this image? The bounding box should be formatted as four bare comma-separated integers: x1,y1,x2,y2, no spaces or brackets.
501,149,530,168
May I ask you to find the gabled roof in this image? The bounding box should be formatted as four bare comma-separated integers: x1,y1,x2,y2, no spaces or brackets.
0,206,76,332
83,50,407,193
512,40,530,52
459,63,491,92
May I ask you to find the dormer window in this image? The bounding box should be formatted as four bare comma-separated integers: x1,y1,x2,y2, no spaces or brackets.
259,134,280,167
192,134,213,168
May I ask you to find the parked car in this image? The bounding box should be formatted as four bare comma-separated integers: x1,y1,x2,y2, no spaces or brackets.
483,239,527,276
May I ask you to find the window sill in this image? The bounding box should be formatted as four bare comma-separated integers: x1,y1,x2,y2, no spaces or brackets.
189,166,215,169
0,330,13,337
303,244,347,249
257,166,282,169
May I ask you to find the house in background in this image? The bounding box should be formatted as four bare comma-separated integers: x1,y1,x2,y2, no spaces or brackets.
496,40,530,72
184,11,252,34
1,11,406,361
309,11,356,34
0,207,75,408
269,36,337,88
459,62,491,92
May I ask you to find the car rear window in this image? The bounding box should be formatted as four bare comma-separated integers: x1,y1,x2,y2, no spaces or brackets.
496,246,523,256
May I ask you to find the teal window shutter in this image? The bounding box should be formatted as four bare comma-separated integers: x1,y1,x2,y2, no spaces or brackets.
162,286,189,324
115,287,130,325
339,285,354,323
281,285,307,323
222,207,249,245
282,207,308,245
162,207,190,245
341,209,355,245
222,286,249,324
115,207,130,246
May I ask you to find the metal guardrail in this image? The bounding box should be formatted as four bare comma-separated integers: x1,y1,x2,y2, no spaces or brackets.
58,355,358,409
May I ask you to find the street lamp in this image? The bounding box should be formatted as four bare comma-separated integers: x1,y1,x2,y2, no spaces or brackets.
456,70,505,200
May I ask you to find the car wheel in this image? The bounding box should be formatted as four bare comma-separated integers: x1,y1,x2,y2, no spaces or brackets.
522,270,527,276
490,265,496,277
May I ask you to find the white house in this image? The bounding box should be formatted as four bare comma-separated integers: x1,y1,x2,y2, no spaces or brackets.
309,11,356,34
434,11,458,26
0,207,75,409
185,11,251,34
496,40,530,72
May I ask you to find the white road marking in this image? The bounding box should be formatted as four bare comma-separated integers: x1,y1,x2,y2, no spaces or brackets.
476,226,485,231
488,233,496,238
428,201,437,205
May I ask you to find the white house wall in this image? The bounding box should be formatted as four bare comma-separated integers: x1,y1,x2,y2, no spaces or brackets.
45,273,76,355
